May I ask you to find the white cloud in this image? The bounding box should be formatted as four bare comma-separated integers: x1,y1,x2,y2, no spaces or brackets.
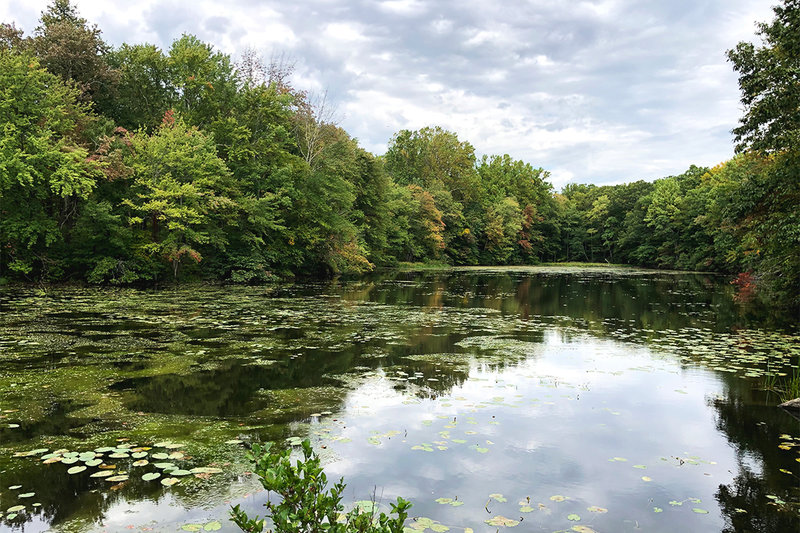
377,0,427,16
4,0,778,186
323,21,369,43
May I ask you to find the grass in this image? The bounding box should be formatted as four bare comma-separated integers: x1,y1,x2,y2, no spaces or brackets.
764,359,800,403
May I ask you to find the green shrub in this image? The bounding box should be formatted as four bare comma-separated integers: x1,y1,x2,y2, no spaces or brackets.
231,440,412,533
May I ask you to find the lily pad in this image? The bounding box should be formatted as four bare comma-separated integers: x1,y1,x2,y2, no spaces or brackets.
90,470,114,478
7,505,25,513
18,493,34,498
567,514,581,521
587,506,607,513
67,466,87,475
105,475,129,482
142,472,161,481
692,508,709,514
204,522,222,531
485,516,519,527
182,524,203,532
85,459,103,467
190,467,223,474
161,477,180,486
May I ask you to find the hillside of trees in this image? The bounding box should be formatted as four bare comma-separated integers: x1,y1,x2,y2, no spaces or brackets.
1,0,797,307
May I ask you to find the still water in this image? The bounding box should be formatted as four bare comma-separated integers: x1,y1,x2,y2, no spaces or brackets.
0,266,798,533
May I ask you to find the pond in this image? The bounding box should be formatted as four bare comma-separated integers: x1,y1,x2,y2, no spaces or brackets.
0,266,798,533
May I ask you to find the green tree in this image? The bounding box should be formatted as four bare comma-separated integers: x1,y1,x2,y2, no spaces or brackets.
292,124,371,275
0,51,102,278
106,43,173,131
206,80,300,280
385,127,479,205
483,197,522,264
727,0,800,153
728,0,800,306
123,111,238,280
167,34,237,128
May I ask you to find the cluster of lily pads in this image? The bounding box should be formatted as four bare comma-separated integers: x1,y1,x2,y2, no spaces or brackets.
181,520,223,531
0,485,41,522
606,324,800,380
10,439,226,494
418,490,716,532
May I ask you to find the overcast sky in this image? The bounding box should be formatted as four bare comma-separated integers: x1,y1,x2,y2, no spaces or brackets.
2,0,776,187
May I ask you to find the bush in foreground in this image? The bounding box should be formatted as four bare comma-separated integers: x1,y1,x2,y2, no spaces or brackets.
231,440,412,533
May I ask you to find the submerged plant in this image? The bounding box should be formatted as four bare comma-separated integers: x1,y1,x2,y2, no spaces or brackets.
230,440,411,533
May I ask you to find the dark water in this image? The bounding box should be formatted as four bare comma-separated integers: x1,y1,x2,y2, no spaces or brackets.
0,266,798,533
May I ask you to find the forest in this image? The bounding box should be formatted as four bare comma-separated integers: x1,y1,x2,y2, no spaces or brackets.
1,0,798,307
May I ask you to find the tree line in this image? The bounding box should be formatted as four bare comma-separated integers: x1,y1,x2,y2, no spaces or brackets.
1,0,797,307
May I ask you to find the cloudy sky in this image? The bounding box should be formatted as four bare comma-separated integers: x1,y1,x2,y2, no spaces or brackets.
2,0,775,187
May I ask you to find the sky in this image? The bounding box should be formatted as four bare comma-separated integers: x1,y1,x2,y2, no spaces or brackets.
1,0,776,187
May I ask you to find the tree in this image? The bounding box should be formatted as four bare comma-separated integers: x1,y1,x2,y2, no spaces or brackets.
484,197,522,264
167,34,238,128
385,127,479,204
728,0,800,306
294,89,338,169
122,111,237,280
205,80,299,280
0,23,26,51
31,0,118,106
106,43,173,131
727,0,800,153
0,51,102,278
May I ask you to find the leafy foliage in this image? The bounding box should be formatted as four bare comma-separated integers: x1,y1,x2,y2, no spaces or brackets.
0,0,797,308
230,440,412,533
0,49,102,277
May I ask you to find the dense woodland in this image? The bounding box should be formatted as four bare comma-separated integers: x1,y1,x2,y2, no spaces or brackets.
1,1,798,307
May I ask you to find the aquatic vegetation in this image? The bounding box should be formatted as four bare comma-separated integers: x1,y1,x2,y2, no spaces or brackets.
0,269,798,532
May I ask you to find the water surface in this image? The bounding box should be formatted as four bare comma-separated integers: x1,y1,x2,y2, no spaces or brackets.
0,267,798,532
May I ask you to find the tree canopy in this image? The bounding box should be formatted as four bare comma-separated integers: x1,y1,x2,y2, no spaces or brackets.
0,0,797,308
